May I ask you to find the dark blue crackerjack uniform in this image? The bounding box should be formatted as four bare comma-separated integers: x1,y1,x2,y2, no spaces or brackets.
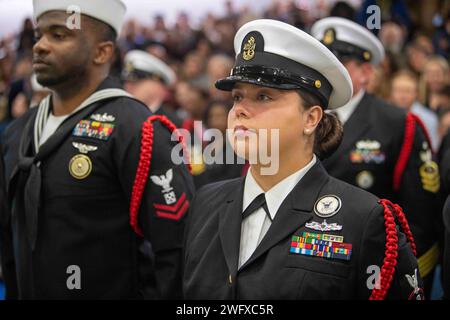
0,77,194,299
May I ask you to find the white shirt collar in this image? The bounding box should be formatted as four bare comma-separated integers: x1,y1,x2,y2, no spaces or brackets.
243,154,317,220
39,113,70,146
334,89,365,125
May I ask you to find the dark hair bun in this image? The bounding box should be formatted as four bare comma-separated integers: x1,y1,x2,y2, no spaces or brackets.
314,112,343,160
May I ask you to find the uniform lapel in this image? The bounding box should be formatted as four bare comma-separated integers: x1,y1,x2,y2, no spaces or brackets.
219,177,245,280
325,93,373,167
239,161,329,271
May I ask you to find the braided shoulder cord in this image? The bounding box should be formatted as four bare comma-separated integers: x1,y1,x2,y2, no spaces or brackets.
370,199,417,300
130,115,192,236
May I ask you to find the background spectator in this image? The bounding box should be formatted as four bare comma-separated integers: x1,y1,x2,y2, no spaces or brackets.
406,34,434,75
419,56,450,111
390,69,439,150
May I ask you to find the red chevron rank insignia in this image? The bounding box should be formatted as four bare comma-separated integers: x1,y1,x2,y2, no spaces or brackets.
153,192,189,221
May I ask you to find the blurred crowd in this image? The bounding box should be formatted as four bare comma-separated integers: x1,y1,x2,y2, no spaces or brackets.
0,0,449,180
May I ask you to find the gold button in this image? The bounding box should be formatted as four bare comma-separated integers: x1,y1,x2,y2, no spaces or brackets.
228,275,232,285
314,80,321,89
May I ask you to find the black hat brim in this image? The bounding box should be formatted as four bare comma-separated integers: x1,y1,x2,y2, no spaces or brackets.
215,75,300,91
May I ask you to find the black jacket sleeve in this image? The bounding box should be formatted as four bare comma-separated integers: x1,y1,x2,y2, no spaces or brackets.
0,141,18,300
358,203,424,299
396,121,441,261
111,101,195,299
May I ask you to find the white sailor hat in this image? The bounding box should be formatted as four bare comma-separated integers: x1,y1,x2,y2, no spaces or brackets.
215,19,352,109
33,0,126,36
311,17,385,66
122,50,176,86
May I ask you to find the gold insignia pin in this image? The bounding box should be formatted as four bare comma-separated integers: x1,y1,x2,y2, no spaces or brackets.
363,51,371,61
69,154,92,179
419,161,440,193
323,29,335,45
243,36,256,61
125,61,134,73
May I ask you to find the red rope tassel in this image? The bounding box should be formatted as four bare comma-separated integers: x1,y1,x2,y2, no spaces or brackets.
393,113,415,192
392,203,417,256
129,115,192,236
393,112,435,192
370,199,398,300
410,113,433,153
370,199,418,300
